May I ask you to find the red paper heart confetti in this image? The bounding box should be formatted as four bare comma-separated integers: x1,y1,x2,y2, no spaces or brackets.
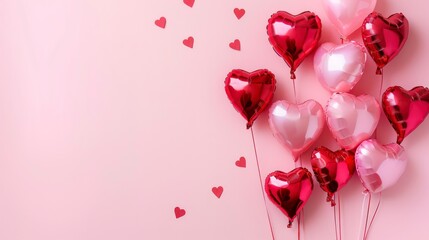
212,186,224,198
183,0,195,8
234,8,245,19
229,39,241,51
154,17,166,28
183,36,194,48
235,156,246,168
174,207,186,219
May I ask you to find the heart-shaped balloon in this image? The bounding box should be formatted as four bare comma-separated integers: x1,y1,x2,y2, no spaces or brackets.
322,0,377,38
267,11,322,79
326,93,380,150
355,139,407,193
311,146,355,206
362,12,409,74
314,41,367,92
265,167,314,227
382,86,429,144
269,100,325,161
225,69,276,129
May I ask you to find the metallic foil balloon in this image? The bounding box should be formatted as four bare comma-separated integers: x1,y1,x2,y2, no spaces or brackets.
314,41,367,92
382,86,429,144
225,69,276,129
322,0,377,38
355,139,407,193
311,147,355,206
362,12,409,74
265,168,314,227
326,93,380,150
268,100,325,161
267,11,322,79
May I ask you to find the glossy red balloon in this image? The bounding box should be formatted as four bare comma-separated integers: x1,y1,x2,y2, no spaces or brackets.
267,11,322,79
382,86,429,144
225,69,276,129
311,147,355,206
265,167,313,227
362,12,409,74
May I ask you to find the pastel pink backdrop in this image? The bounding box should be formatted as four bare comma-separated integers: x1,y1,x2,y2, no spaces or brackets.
0,0,427,239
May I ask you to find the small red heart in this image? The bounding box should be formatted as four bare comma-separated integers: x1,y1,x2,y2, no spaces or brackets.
235,156,246,168
382,86,429,144
229,39,241,51
183,36,194,48
234,8,245,19
311,147,355,206
212,186,223,198
154,17,166,28
174,207,186,219
183,0,195,8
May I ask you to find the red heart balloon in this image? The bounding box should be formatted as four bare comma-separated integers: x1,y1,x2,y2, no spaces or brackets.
311,147,355,206
267,11,322,79
362,12,409,74
225,69,276,129
265,167,313,227
382,86,429,144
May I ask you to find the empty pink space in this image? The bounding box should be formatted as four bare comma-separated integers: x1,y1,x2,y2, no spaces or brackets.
0,0,428,240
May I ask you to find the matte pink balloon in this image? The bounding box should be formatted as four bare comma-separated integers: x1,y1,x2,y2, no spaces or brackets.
269,100,325,161
355,139,407,193
314,41,367,92
326,93,380,150
322,0,377,38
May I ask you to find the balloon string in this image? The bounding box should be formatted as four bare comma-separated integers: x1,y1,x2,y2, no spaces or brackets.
358,190,369,240
294,157,303,240
292,78,298,104
364,193,382,240
378,69,384,99
338,191,342,240
364,192,372,239
334,194,339,240
250,127,276,240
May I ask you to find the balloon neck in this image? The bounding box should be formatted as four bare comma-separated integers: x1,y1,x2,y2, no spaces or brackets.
287,221,292,228
396,136,404,145
290,70,296,80
246,122,252,129
376,67,383,75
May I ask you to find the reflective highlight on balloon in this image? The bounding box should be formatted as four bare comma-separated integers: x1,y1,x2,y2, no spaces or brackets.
225,69,276,129
355,139,407,193
326,93,380,150
267,11,322,79
311,147,355,206
314,41,367,92
362,12,409,74
265,168,314,227
382,86,429,144
322,0,377,38
268,100,325,161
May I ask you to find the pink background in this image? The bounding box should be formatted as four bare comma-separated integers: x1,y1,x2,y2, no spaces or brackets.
0,0,427,239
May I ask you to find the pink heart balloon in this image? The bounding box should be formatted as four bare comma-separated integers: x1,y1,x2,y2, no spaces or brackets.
326,93,380,150
269,100,325,161
322,0,377,38
355,139,407,193
314,41,367,92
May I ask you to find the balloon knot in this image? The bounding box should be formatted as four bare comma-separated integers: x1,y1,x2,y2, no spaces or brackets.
246,122,252,129
287,221,292,228
376,67,382,75
290,70,296,80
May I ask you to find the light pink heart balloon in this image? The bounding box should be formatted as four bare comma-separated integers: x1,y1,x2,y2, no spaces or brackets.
322,0,377,38
269,100,325,161
355,139,407,193
314,41,367,92
326,93,380,150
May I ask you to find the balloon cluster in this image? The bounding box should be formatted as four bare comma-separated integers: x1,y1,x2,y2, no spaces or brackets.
225,0,429,228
